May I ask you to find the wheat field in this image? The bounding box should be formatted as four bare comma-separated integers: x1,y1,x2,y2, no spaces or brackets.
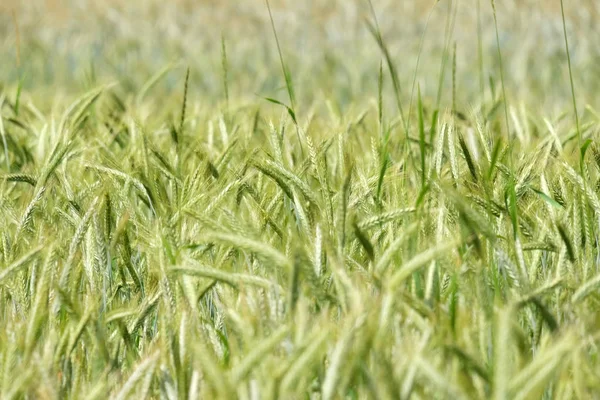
1,0,600,399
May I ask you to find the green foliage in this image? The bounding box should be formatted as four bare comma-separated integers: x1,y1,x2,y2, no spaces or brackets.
0,0,599,398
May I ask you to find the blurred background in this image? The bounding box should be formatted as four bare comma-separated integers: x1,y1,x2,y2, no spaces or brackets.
1,0,599,116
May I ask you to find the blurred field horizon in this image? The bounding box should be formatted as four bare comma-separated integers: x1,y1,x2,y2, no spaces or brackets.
2,1,599,112
2,1,600,399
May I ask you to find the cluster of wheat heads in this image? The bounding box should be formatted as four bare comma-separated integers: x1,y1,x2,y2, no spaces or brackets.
1,0,600,399
1,76,600,399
